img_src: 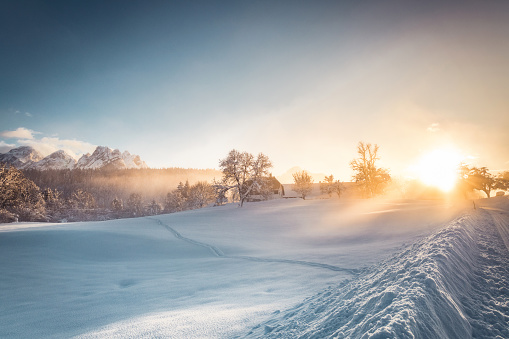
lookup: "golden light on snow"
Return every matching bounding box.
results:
[413,148,463,192]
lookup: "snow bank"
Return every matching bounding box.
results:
[245,208,509,338]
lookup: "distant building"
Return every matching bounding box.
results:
[246,175,285,202]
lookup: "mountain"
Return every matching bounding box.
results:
[76,146,148,170]
[0,146,44,169]
[122,151,147,169]
[276,166,328,184]
[30,150,77,170]
[0,146,148,170]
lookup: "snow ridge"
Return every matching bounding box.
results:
[244,209,509,338]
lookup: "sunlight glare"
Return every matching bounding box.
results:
[414,149,463,192]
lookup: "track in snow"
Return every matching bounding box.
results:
[480,207,509,251]
[148,217,359,275]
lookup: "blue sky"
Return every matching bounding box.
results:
[1,0,508,179]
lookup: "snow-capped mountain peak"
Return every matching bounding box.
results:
[75,146,148,170]
[0,146,148,170]
[31,150,77,170]
[0,146,44,169]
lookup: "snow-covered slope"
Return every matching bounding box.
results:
[244,199,509,338]
[76,146,148,169]
[29,150,77,170]
[0,198,507,338]
[0,146,44,169]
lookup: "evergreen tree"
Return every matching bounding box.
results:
[0,163,46,222]
[127,193,143,216]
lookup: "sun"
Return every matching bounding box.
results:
[413,148,463,192]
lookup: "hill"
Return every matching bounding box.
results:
[3,197,505,337]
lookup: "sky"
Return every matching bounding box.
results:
[1,0,508,179]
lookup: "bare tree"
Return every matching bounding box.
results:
[212,178,230,206]
[497,171,509,192]
[320,175,343,198]
[218,149,272,207]
[350,142,390,198]
[320,175,335,197]
[188,181,215,208]
[293,170,313,200]
[470,167,497,198]
[460,166,499,198]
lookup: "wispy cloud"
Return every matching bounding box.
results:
[426,123,440,132]
[0,140,16,153]
[0,127,97,158]
[25,112,32,117]
[0,127,37,139]
[18,137,96,159]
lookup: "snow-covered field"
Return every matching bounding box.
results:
[1,197,507,338]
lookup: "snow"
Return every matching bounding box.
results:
[75,146,148,169]
[245,198,509,338]
[0,146,44,168]
[31,150,77,170]
[0,197,507,338]
[0,146,148,170]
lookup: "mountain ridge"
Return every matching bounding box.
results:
[0,146,148,170]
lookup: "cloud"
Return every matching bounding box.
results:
[18,137,96,159]
[426,123,440,132]
[25,112,32,117]
[0,141,16,153]
[0,127,36,139]
[0,127,97,158]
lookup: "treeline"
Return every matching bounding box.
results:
[23,167,221,208]
[1,165,221,223]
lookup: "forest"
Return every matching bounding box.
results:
[0,165,221,222]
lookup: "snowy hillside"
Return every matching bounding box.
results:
[0,198,507,338]
[245,199,509,338]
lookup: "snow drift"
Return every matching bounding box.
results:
[244,206,509,338]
